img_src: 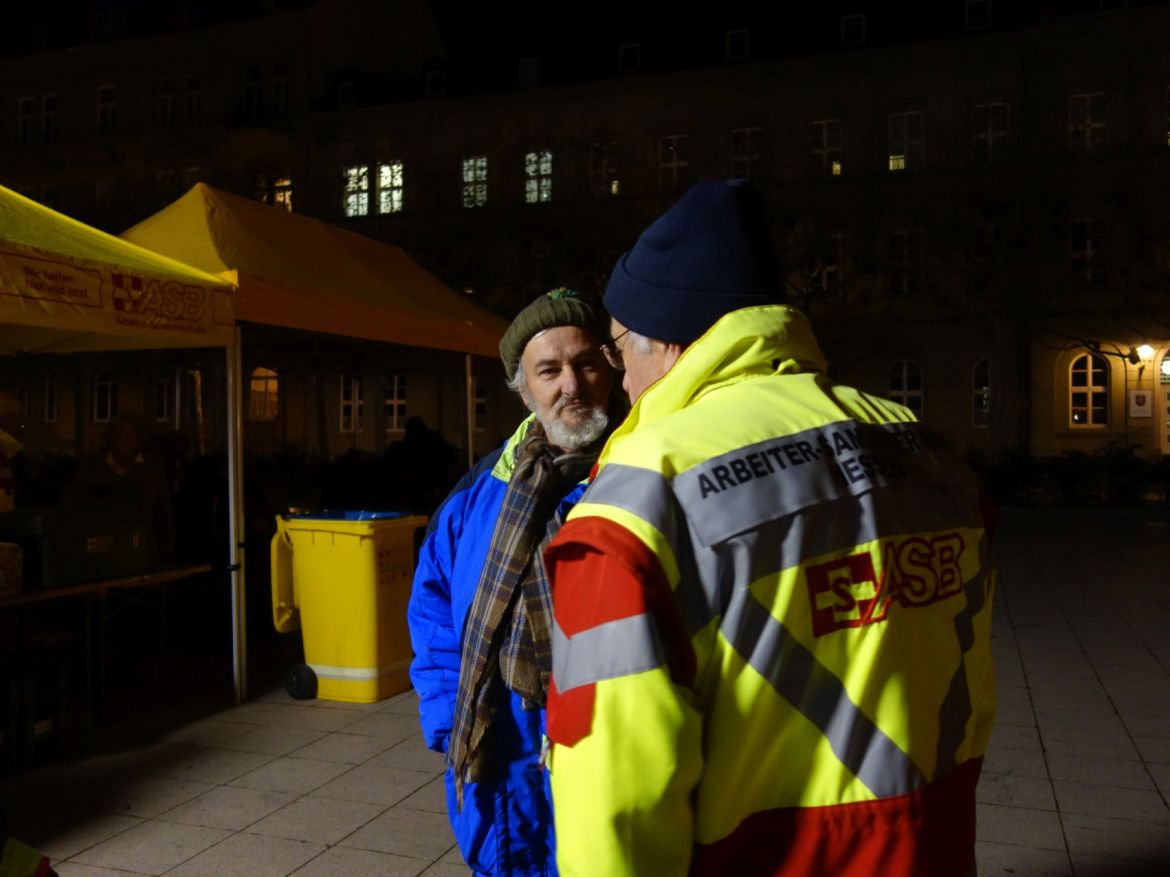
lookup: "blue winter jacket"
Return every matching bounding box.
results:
[408,416,582,876]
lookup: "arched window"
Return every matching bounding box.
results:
[1069,353,1108,427]
[248,367,279,421]
[93,371,117,423]
[972,359,991,428]
[888,360,923,418]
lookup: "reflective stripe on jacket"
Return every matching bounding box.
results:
[409,415,584,877]
[545,305,997,877]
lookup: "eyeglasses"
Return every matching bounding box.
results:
[600,328,631,370]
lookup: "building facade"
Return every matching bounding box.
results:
[2,0,1169,465]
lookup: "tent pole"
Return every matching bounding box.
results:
[226,326,248,703]
[465,354,473,469]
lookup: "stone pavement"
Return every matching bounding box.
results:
[0,508,1167,875]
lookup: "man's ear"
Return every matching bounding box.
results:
[661,342,686,372]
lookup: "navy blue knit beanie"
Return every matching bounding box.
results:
[603,179,784,346]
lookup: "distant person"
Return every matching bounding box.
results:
[408,289,618,876]
[75,411,174,565]
[382,415,458,514]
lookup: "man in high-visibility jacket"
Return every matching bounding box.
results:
[544,180,996,876]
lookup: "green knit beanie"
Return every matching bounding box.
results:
[499,288,607,381]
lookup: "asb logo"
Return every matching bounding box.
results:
[111,273,207,321]
[806,533,967,636]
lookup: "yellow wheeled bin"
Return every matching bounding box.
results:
[270,511,427,703]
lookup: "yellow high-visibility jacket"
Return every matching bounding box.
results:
[545,305,996,877]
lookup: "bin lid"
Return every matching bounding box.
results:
[285,510,409,521]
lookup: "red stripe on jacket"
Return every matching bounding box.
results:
[689,758,981,877]
[545,515,695,747]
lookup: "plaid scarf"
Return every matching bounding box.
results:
[448,420,600,809]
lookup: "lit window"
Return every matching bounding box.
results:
[40,93,56,144]
[889,229,923,296]
[972,101,1009,164]
[972,359,991,428]
[731,127,764,180]
[344,164,370,217]
[525,150,553,203]
[258,174,293,212]
[340,375,363,433]
[248,368,279,421]
[154,378,172,423]
[385,373,407,432]
[1069,92,1106,155]
[888,111,924,172]
[93,371,117,423]
[588,140,620,197]
[889,361,924,418]
[462,156,488,208]
[1070,353,1109,427]
[96,84,117,136]
[809,119,842,176]
[1070,219,1104,287]
[378,161,404,214]
[43,374,58,424]
[17,96,34,147]
[658,135,689,191]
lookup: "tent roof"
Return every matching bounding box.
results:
[0,185,235,354]
[122,184,508,358]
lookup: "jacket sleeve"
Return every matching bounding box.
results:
[407,471,475,754]
[545,516,704,877]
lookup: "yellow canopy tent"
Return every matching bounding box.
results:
[122,184,510,704]
[0,185,234,353]
[0,185,250,703]
[121,183,507,356]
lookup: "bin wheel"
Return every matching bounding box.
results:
[285,663,318,700]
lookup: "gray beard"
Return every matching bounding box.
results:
[540,402,609,451]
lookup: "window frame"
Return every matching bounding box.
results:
[339,374,363,434]
[888,111,924,172]
[888,360,924,418]
[731,127,764,180]
[462,155,488,208]
[809,118,843,177]
[1068,92,1107,155]
[972,101,1010,164]
[1069,352,1109,428]
[384,373,408,433]
[93,371,117,423]
[524,150,553,203]
[248,367,279,422]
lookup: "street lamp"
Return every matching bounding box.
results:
[1136,343,1155,361]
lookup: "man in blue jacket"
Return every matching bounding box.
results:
[408,289,617,876]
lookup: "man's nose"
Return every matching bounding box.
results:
[560,367,580,396]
